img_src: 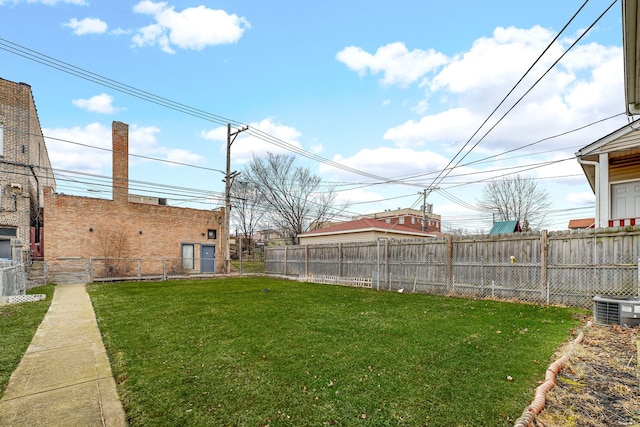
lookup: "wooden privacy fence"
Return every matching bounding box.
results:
[265,227,640,308]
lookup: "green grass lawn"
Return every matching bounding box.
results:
[88,277,583,426]
[0,285,54,398]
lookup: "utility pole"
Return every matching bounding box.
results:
[224,123,248,274]
[420,189,427,231]
[419,187,438,231]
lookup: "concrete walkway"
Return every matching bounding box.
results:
[0,283,126,427]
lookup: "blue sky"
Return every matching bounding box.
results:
[0,0,630,232]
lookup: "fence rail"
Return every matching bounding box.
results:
[265,227,640,308]
[30,257,221,284]
[88,257,219,282]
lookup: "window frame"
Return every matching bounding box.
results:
[182,243,195,270]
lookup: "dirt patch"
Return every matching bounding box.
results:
[535,318,640,426]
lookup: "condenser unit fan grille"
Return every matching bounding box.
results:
[593,299,620,325]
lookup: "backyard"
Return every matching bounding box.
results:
[87,276,583,426]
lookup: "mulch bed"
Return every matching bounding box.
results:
[535,318,640,426]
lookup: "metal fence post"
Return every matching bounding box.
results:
[480,256,484,296]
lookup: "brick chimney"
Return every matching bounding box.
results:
[112,121,129,204]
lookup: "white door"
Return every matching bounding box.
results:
[611,181,640,219]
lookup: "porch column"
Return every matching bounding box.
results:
[597,152,609,228]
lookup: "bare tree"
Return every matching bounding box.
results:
[96,229,129,276]
[230,180,265,253]
[244,153,345,244]
[478,175,551,231]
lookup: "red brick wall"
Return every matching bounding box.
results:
[112,121,129,203]
[43,187,225,273]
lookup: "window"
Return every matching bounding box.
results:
[0,123,4,156]
[398,217,405,224]
[207,229,217,239]
[411,217,416,224]
[385,218,391,224]
[182,243,194,270]
[0,240,10,259]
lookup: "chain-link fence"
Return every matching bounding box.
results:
[266,228,640,308]
[88,257,218,281]
[367,256,638,308]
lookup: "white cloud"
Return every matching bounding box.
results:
[64,17,107,35]
[201,118,302,164]
[162,148,204,166]
[110,28,131,36]
[431,26,558,94]
[374,26,624,155]
[44,122,204,177]
[333,187,387,208]
[336,42,448,86]
[534,154,585,183]
[72,93,123,114]
[332,25,622,228]
[412,100,428,115]
[321,146,452,181]
[44,123,112,175]
[566,191,595,205]
[384,107,479,148]
[309,141,323,154]
[132,1,250,54]
[128,125,162,156]
[128,125,205,166]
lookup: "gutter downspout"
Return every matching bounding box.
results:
[577,158,600,228]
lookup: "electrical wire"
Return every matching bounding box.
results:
[426,0,618,192]
[0,37,401,183]
[0,5,618,231]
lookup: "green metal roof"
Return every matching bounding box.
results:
[489,220,521,235]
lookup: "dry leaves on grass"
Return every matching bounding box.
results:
[536,320,640,427]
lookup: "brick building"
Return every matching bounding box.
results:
[357,208,441,233]
[44,121,225,280]
[0,78,56,261]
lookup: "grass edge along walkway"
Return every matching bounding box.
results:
[0,285,55,398]
[88,276,584,427]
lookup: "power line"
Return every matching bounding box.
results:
[426,0,618,191]
[0,37,401,183]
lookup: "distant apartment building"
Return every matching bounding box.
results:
[0,77,56,261]
[357,207,441,233]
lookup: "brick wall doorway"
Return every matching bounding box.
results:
[201,245,215,273]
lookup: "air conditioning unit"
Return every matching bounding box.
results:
[593,295,640,327]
